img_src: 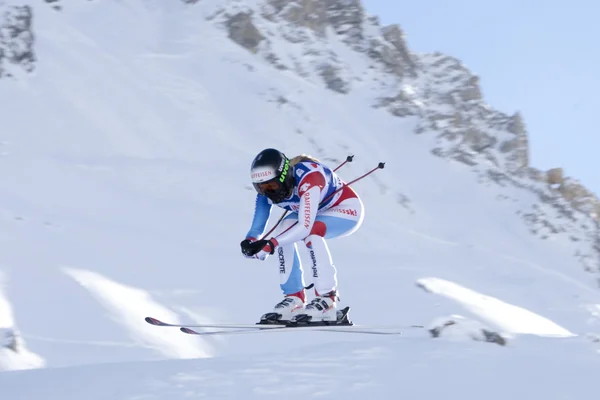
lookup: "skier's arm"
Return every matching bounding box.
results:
[245,194,272,239]
[269,172,325,248]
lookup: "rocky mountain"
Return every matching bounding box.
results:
[3,0,599,283]
[0,3,34,78]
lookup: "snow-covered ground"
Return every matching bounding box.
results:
[1,335,598,400]
[0,1,599,398]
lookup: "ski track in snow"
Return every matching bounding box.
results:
[62,267,212,359]
[417,277,576,337]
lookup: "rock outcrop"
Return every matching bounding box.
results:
[0,5,35,78]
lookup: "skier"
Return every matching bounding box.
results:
[240,148,364,322]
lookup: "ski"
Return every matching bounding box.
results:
[144,306,354,330]
[145,306,420,336]
[145,316,288,330]
[179,325,404,336]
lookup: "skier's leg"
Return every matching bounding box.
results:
[301,195,364,321]
[276,242,305,296]
[304,235,337,298]
[306,194,364,292]
[267,214,306,320]
[318,195,365,240]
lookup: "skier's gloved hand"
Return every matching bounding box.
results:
[240,238,277,257]
[252,238,279,261]
[254,248,270,261]
[240,238,257,259]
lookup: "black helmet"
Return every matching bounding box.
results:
[250,148,295,203]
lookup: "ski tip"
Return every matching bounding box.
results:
[180,327,199,335]
[145,317,167,326]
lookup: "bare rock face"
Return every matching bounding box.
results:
[318,62,349,94]
[213,0,418,96]
[502,112,529,169]
[265,0,328,36]
[382,24,417,77]
[546,168,564,185]
[226,12,265,53]
[324,0,365,46]
[366,30,417,80]
[410,54,530,172]
[559,178,600,217]
[0,5,35,78]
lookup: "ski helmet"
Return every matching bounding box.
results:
[250,148,295,203]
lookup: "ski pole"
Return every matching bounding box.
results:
[333,155,354,172]
[273,161,385,239]
[323,162,385,205]
[262,155,355,239]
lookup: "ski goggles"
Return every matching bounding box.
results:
[253,179,282,195]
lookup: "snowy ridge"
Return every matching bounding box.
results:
[190,0,600,278]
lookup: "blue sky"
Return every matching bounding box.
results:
[362,0,599,197]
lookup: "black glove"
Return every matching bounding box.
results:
[240,239,276,257]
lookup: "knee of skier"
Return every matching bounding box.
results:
[304,232,325,248]
[309,220,327,237]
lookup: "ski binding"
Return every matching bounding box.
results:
[257,306,353,327]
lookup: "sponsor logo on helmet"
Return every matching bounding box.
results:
[279,160,290,183]
[251,168,274,182]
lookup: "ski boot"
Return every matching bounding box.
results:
[290,290,347,325]
[258,290,305,325]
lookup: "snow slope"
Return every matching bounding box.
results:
[0,0,599,398]
[1,336,598,400]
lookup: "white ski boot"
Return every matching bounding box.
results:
[273,295,305,320]
[260,290,306,323]
[297,291,337,322]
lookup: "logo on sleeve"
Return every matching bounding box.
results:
[303,192,311,228]
[299,182,311,193]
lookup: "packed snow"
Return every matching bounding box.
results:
[0,0,598,398]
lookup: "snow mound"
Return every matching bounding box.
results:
[417,277,575,338]
[0,272,45,371]
[63,267,212,359]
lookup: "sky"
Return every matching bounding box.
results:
[362,0,599,197]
